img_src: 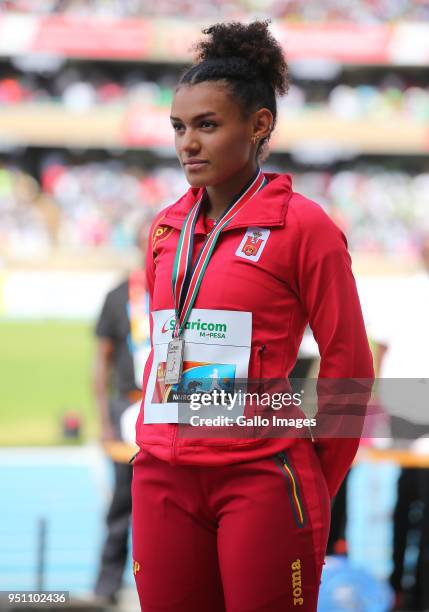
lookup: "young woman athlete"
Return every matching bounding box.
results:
[132,21,374,612]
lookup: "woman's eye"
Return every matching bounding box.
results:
[172,123,184,132]
[200,121,216,129]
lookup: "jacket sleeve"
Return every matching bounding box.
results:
[291,199,374,498]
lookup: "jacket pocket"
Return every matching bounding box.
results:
[274,451,306,528]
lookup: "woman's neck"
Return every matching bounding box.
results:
[205,163,259,219]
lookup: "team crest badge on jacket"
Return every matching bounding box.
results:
[235,227,270,262]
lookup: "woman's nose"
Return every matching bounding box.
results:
[180,129,200,154]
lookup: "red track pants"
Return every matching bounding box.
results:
[131,440,330,612]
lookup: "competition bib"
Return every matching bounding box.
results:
[144,308,252,423]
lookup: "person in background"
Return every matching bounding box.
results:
[92,219,151,606]
[373,234,429,611]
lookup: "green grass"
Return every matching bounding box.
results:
[0,320,97,446]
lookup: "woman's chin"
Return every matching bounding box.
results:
[186,176,208,188]
[184,166,213,188]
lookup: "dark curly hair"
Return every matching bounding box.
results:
[178,21,289,155]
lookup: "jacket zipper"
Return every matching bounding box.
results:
[171,424,178,464]
[255,344,265,380]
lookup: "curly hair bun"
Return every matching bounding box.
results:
[193,21,289,96]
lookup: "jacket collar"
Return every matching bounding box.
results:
[163,173,293,234]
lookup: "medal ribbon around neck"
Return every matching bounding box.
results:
[171,167,267,338]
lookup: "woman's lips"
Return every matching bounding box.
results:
[184,161,209,172]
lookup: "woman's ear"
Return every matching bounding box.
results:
[251,108,274,142]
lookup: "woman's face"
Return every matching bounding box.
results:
[170,81,257,188]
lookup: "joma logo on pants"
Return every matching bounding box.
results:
[291,558,303,606]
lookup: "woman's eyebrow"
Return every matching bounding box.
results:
[170,112,217,122]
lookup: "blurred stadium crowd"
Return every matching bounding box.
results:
[0,0,428,263]
[2,0,429,21]
[1,69,429,123]
[0,69,176,109]
[1,159,428,256]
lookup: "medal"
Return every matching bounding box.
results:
[165,337,185,385]
[170,168,267,383]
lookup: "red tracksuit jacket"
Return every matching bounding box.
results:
[135,172,374,498]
